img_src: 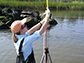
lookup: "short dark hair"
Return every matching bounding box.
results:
[16,31,20,35]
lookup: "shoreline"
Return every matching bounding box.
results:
[0,1,84,11]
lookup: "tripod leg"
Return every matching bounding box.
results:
[40,54,45,63]
[48,53,53,63]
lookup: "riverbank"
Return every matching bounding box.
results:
[0,1,84,11]
[0,7,57,30]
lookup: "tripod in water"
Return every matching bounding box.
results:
[40,30,52,63]
[40,0,52,62]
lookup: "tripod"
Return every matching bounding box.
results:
[40,29,52,63]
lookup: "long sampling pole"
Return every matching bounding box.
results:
[40,0,52,63]
[45,0,48,63]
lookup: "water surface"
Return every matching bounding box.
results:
[0,11,84,63]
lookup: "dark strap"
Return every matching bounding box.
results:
[19,38,24,54]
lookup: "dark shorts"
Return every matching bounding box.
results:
[25,51,36,63]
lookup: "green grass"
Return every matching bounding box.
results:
[0,1,46,9]
[0,1,84,10]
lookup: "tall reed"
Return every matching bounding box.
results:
[0,1,84,10]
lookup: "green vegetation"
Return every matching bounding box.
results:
[0,1,46,10]
[0,0,84,3]
[0,16,5,19]
[0,1,84,10]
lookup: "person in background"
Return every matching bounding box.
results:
[10,9,50,63]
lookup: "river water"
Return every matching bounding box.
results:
[0,11,84,63]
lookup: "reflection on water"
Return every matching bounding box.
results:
[0,11,84,63]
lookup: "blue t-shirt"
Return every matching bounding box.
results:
[14,31,40,61]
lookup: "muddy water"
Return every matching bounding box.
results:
[0,11,84,63]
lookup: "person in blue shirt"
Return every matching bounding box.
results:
[10,9,50,63]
